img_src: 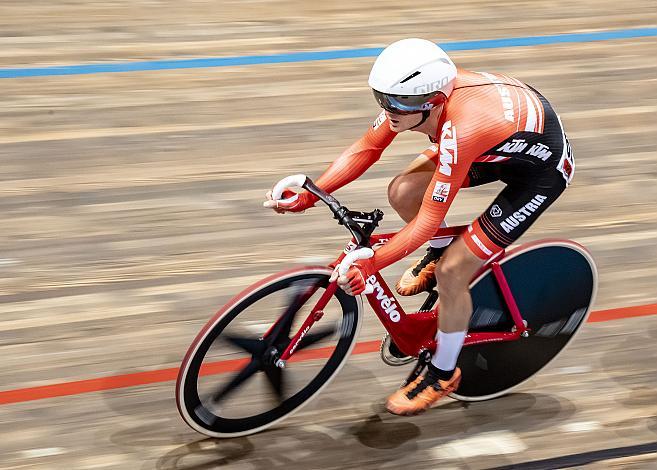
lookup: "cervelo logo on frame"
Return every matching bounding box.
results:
[288,324,311,355]
[500,194,547,233]
[439,120,457,176]
[366,275,401,322]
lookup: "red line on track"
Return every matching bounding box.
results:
[1,303,655,406]
[587,302,657,322]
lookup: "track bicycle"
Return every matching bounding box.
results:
[176,175,597,438]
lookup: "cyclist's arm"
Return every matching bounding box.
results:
[370,116,503,272]
[266,112,396,212]
[371,153,470,272]
[296,112,396,208]
[315,113,396,191]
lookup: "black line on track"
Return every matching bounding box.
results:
[487,441,657,469]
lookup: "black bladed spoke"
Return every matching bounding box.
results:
[263,365,284,401]
[223,334,265,355]
[267,279,319,345]
[296,327,336,351]
[211,359,261,404]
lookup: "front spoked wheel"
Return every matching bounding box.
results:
[176,267,362,438]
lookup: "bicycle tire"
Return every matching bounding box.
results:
[176,266,362,438]
[450,240,598,401]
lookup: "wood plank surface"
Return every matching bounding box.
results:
[0,1,656,468]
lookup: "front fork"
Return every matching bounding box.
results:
[272,242,373,368]
[274,281,338,367]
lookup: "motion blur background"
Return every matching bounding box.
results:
[1,1,656,468]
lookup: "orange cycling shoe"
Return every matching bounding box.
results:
[395,246,444,296]
[386,367,461,416]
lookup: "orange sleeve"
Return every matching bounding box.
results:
[371,119,469,271]
[312,111,397,195]
[371,89,516,272]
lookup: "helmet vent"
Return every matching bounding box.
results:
[399,71,421,84]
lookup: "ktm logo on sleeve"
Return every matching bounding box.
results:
[439,120,458,176]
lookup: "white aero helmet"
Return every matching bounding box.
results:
[369,38,457,115]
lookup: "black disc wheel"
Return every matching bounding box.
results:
[451,240,598,401]
[176,267,362,437]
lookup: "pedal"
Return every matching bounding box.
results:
[418,289,439,312]
[380,333,415,366]
[401,349,432,387]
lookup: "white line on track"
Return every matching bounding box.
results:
[19,447,65,459]
[429,431,527,459]
[555,365,593,374]
[560,421,603,433]
[301,424,347,441]
[0,258,20,266]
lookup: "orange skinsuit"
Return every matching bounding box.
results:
[301,69,567,271]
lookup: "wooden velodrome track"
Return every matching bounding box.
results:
[1,1,656,468]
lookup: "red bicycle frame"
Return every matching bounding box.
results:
[277,225,529,363]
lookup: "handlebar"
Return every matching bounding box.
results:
[270,174,382,248]
[271,174,307,201]
[331,247,375,295]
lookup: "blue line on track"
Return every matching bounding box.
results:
[1,27,656,79]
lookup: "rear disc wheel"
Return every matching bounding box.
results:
[451,241,598,401]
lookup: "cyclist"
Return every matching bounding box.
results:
[265,38,574,415]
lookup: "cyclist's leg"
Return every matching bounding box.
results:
[391,161,505,296]
[389,157,441,296]
[461,172,567,260]
[385,240,477,415]
[387,166,568,415]
[434,238,484,331]
[463,162,504,188]
[433,162,564,351]
[387,154,435,223]
[436,169,568,371]
[388,161,503,223]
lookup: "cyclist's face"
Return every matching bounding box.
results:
[385,111,423,132]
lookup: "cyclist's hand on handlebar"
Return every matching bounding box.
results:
[336,259,375,296]
[263,189,313,213]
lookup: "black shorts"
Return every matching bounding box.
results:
[461,144,573,259]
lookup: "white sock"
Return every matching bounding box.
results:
[429,221,452,249]
[431,330,466,371]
